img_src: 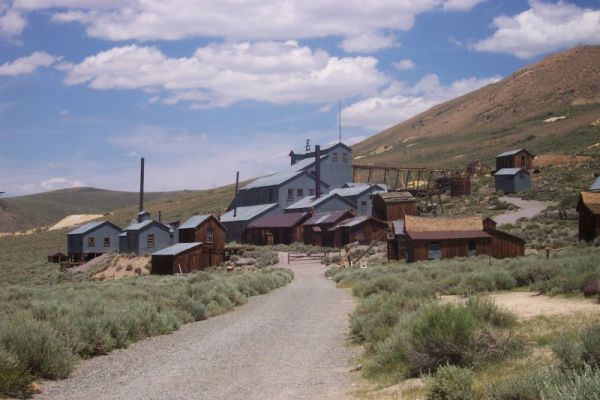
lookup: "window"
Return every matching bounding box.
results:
[207,229,214,243]
[332,152,339,162]
[103,237,110,247]
[360,200,367,214]
[428,241,441,260]
[309,188,315,196]
[297,188,304,197]
[342,152,348,162]
[468,240,477,257]
[147,234,155,248]
[287,188,294,201]
[87,237,95,247]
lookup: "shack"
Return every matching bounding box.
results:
[302,210,355,247]
[483,217,525,259]
[404,215,492,262]
[150,242,213,274]
[67,221,122,262]
[245,212,310,245]
[576,192,600,242]
[329,216,389,248]
[220,203,279,243]
[372,191,417,221]
[387,220,407,261]
[179,214,226,265]
[494,168,530,194]
[495,149,534,171]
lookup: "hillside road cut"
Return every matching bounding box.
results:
[37,256,357,400]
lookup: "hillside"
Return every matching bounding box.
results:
[0,187,187,232]
[353,46,600,167]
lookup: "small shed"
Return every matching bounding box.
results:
[302,210,355,247]
[372,191,417,221]
[483,217,525,259]
[245,212,310,245]
[495,149,534,171]
[179,215,226,265]
[404,215,492,263]
[150,242,212,274]
[387,220,407,261]
[220,203,279,243]
[329,216,389,248]
[576,192,600,242]
[67,221,122,262]
[436,176,471,197]
[285,193,356,214]
[494,168,530,194]
[47,252,67,263]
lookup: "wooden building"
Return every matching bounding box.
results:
[483,217,525,259]
[302,210,355,247]
[494,168,531,194]
[329,216,389,248]
[436,176,471,197]
[387,220,406,261]
[179,214,226,264]
[577,192,600,242]
[67,221,122,262]
[495,149,534,171]
[404,215,492,263]
[151,242,217,274]
[372,191,417,221]
[220,203,279,243]
[245,212,310,245]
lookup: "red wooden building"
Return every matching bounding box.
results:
[577,192,600,242]
[483,217,525,259]
[151,243,209,274]
[329,216,389,248]
[495,149,534,171]
[302,210,355,247]
[178,214,226,266]
[245,212,310,245]
[372,191,417,221]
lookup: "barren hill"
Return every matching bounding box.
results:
[353,46,600,167]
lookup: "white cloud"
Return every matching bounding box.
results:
[340,32,397,53]
[343,74,500,131]
[473,0,600,58]
[41,176,85,190]
[62,42,388,107]
[6,0,480,50]
[0,1,25,39]
[393,59,416,70]
[0,52,61,76]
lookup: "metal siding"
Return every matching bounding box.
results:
[78,224,121,254]
[133,225,174,256]
[278,174,326,208]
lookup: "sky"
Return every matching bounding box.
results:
[0,0,599,196]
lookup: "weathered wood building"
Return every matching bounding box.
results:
[387,220,406,261]
[404,215,492,263]
[577,192,600,242]
[220,203,279,243]
[150,242,214,274]
[245,212,310,245]
[178,214,226,265]
[436,176,471,197]
[494,168,531,194]
[483,217,525,259]
[329,216,389,248]
[67,221,122,262]
[302,210,355,247]
[495,149,534,171]
[372,191,417,221]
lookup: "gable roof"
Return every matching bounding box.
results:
[152,242,202,256]
[303,210,354,226]
[124,220,171,232]
[240,170,330,190]
[578,192,600,214]
[220,203,279,223]
[376,191,416,203]
[179,215,225,230]
[496,148,534,158]
[330,184,387,198]
[494,168,528,176]
[590,176,600,192]
[68,221,121,235]
[248,212,309,229]
[281,153,328,173]
[285,193,356,211]
[329,216,388,230]
[289,142,352,157]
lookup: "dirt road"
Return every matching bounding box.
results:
[493,196,556,226]
[37,259,357,400]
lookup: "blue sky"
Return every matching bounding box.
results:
[0,0,599,195]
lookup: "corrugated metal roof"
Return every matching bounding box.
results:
[241,170,304,190]
[589,176,600,192]
[285,193,355,210]
[289,142,350,156]
[67,221,105,235]
[220,203,278,222]
[330,184,386,198]
[407,231,491,240]
[330,216,387,230]
[179,215,210,229]
[496,148,524,157]
[152,242,202,256]
[303,210,353,226]
[377,191,416,202]
[248,212,309,229]
[494,168,525,176]
[282,154,328,173]
[123,219,154,231]
[392,220,405,235]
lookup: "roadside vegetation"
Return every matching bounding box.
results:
[327,245,600,399]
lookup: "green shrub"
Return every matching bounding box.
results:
[426,365,475,400]
[465,297,517,328]
[0,346,33,399]
[554,323,600,370]
[543,365,600,400]
[485,368,561,400]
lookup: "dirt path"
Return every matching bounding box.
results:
[494,196,556,226]
[37,258,357,400]
[488,291,600,319]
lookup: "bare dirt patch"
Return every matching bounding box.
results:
[533,154,592,167]
[50,214,103,231]
[487,291,600,320]
[94,255,150,280]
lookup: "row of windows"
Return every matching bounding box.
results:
[287,188,315,201]
[427,241,477,260]
[88,237,111,248]
[86,230,214,249]
[331,152,349,163]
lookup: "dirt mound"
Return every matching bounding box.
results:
[94,256,150,280]
[533,154,593,167]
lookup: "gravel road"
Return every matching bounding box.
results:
[493,196,556,226]
[37,258,357,400]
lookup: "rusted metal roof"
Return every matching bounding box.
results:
[330,216,388,230]
[405,215,483,232]
[303,210,354,226]
[408,231,491,240]
[248,212,309,229]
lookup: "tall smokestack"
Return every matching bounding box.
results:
[139,157,145,213]
[315,145,321,198]
[234,171,239,217]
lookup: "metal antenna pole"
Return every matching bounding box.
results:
[338,100,342,143]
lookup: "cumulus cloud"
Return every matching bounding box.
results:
[5,0,480,50]
[393,59,416,70]
[0,51,61,75]
[473,0,600,58]
[343,74,500,131]
[41,176,85,190]
[62,42,388,107]
[0,1,25,39]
